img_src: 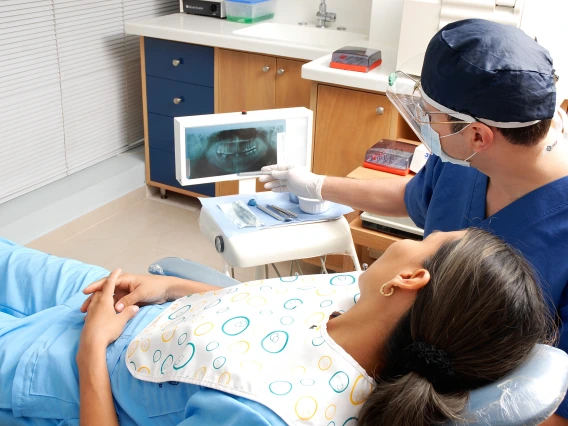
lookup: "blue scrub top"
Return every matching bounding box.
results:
[0,236,286,426]
[405,154,568,417]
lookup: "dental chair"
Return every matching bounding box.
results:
[150,257,568,426]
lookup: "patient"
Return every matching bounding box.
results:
[0,229,551,426]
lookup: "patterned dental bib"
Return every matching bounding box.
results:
[127,273,375,426]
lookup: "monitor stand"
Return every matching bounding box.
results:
[238,177,257,195]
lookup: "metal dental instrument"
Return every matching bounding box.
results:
[268,204,299,218]
[237,171,273,176]
[256,204,288,222]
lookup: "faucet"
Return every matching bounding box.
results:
[316,0,336,29]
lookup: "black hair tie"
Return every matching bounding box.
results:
[400,342,458,393]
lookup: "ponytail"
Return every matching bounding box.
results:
[358,373,468,426]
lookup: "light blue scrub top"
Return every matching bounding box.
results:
[405,154,568,417]
[0,237,286,426]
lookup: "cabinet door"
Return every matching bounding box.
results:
[217,49,276,113]
[217,50,276,195]
[275,58,311,109]
[313,85,392,177]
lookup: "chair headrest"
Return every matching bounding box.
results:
[448,344,568,425]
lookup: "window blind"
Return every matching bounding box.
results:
[0,0,178,203]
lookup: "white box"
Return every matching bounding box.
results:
[409,143,430,173]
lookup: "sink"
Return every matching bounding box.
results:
[233,23,366,49]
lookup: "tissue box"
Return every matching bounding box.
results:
[330,46,382,73]
[363,139,414,176]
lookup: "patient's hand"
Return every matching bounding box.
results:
[81,273,170,314]
[81,273,222,314]
[80,269,140,349]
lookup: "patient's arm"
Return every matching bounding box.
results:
[78,270,141,426]
[77,345,118,426]
[81,273,222,314]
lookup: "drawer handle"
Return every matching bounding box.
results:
[376,106,385,115]
[262,65,271,73]
[277,68,285,76]
[173,97,183,105]
[172,59,181,67]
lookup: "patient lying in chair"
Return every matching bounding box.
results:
[0,229,553,426]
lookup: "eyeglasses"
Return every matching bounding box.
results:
[387,71,473,126]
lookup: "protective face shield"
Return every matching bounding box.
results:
[386,69,476,167]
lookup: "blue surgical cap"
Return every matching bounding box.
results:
[421,19,556,127]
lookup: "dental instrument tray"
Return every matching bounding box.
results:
[199,192,353,239]
[330,46,382,73]
[363,139,415,176]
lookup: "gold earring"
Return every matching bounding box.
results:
[380,283,395,297]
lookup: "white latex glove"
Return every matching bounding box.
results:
[258,164,326,201]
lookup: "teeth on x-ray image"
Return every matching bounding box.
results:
[185,120,286,179]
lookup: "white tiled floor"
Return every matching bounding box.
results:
[27,191,321,282]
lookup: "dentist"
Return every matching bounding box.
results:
[260,19,568,424]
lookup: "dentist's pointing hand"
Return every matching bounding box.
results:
[258,164,327,201]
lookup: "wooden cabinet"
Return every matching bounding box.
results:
[275,58,311,109]
[216,49,311,196]
[313,85,393,177]
[302,85,395,272]
[217,49,276,113]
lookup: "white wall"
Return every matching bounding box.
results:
[521,0,568,104]
[368,0,404,48]
[273,0,374,34]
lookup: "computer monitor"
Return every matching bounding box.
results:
[174,108,313,186]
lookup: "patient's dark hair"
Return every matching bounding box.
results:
[449,115,552,147]
[358,228,553,426]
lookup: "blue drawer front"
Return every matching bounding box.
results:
[145,38,214,87]
[148,113,175,153]
[147,76,214,118]
[149,148,215,196]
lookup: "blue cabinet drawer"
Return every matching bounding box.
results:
[145,38,214,87]
[148,113,175,153]
[149,148,215,196]
[147,76,214,118]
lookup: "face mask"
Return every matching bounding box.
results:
[420,122,476,167]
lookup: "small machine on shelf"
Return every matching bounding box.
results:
[180,0,226,18]
[360,212,424,240]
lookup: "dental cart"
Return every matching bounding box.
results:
[174,108,361,278]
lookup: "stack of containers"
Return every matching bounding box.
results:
[225,0,276,24]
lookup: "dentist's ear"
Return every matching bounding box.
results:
[468,122,494,153]
[390,269,431,291]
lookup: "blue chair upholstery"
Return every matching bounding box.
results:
[149,257,568,426]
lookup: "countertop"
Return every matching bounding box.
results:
[125,13,396,93]
[125,13,368,62]
[126,13,567,101]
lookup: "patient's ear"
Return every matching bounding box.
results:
[390,269,430,291]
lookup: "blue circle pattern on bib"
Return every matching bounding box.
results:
[261,331,289,353]
[168,305,191,319]
[222,316,250,336]
[178,333,188,345]
[161,354,174,374]
[173,343,195,370]
[213,356,227,369]
[329,371,350,393]
[330,275,356,286]
[284,298,303,310]
[269,381,293,396]
[206,341,219,351]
